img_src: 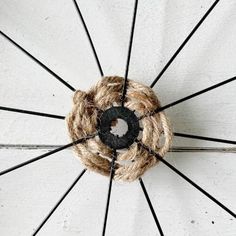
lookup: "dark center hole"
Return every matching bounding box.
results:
[110,118,128,137]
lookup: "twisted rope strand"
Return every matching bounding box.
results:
[67,76,172,181]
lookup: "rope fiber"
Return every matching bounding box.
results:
[67,76,172,181]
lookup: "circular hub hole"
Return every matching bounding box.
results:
[110,118,128,137]
[98,106,140,149]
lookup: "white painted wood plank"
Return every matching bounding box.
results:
[0,0,236,147]
[0,150,235,235]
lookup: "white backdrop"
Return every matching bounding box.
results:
[0,0,235,235]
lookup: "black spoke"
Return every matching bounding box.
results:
[150,0,220,88]
[72,0,104,77]
[137,141,236,218]
[102,149,117,236]
[32,169,87,236]
[0,135,95,177]
[0,31,76,92]
[0,106,65,120]
[139,178,164,236]
[121,0,139,107]
[174,132,236,145]
[141,76,236,119]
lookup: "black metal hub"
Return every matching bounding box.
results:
[98,106,140,149]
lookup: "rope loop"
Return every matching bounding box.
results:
[67,76,172,181]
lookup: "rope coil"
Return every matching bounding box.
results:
[66,76,172,181]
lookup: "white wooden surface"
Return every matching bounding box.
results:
[0,0,235,235]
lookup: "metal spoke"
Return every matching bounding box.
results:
[137,141,236,218]
[150,0,220,88]
[32,169,87,235]
[141,76,236,119]
[174,132,236,145]
[102,149,117,236]
[0,135,95,177]
[139,178,164,236]
[0,31,76,92]
[72,0,104,77]
[0,105,65,120]
[121,0,139,107]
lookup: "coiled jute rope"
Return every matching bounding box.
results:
[66,76,172,181]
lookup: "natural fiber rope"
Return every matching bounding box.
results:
[66,76,172,181]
